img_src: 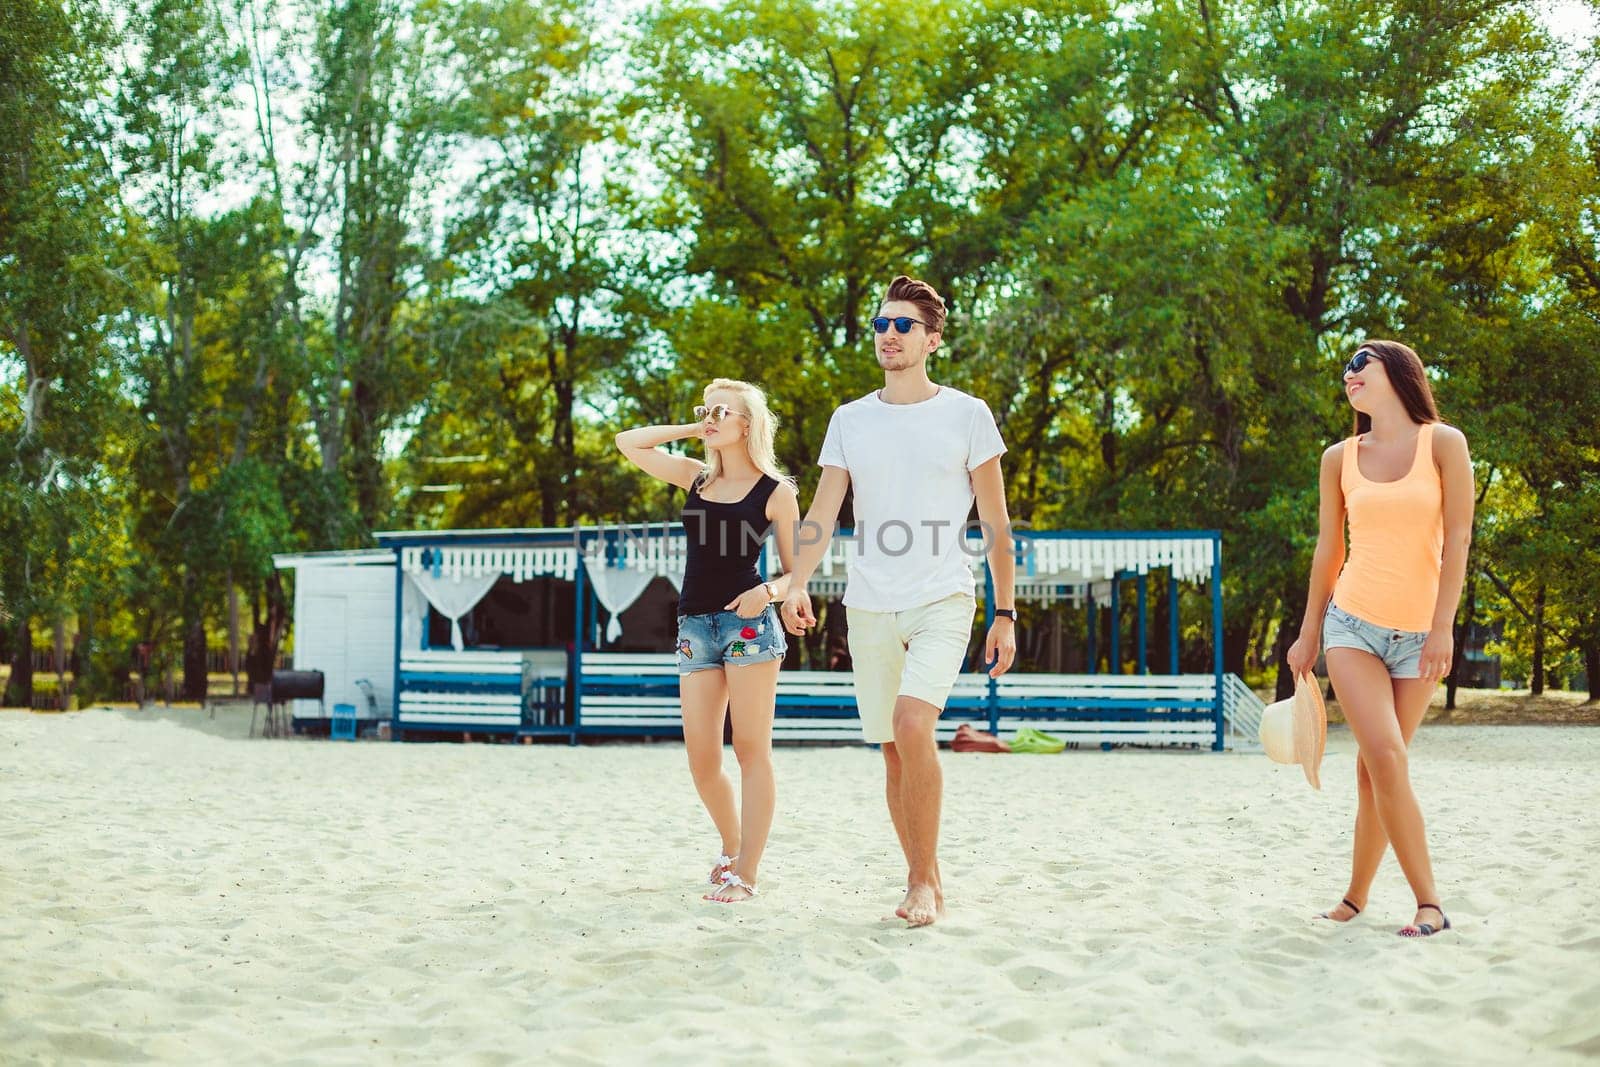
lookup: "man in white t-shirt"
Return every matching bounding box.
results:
[781,274,1017,928]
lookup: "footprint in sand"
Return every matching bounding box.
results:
[1005,963,1068,992]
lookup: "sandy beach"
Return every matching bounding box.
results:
[2,707,1597,1065]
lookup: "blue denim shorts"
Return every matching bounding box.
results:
[676,606,787,674]
[1323,602,1428,679]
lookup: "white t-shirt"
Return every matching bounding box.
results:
[817,386,1007,612]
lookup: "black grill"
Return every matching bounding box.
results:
[269,669,325,703]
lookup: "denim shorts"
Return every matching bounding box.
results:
[1323,602,1428,679]
[676,606,787,674]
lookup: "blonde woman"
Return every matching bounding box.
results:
[615,379,801,903]
[1286,340,1474,938]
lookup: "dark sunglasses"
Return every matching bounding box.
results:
[1343,349,1382,377]
[694,403,749,423]
[870,316,932,335]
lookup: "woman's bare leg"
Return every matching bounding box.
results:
[680,669,738,865]
[707,658,779,901]
[1325,649,1439,928]
[1323,674,1433,919]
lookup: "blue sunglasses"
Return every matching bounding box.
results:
[1343,349,1382,377]
[870,315,932,335]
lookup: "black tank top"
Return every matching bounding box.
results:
[679,473,779,615]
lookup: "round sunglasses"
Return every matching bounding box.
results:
[870,315,933,335]
[694,403,750,423]
[1343,349,1382,377]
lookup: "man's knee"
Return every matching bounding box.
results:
[891,700,938,746]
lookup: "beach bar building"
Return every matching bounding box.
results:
[273,526,1264,749]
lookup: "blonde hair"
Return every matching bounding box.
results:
[698,378,795,492]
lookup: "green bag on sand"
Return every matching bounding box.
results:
[1008,727,1066,754]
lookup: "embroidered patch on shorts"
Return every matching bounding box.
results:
[728,641,748,657]
[740,626,758,640]
[677,639,693,658]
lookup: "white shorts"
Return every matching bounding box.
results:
[845,593,976,744]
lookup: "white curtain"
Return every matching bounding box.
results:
[401,575,428,651]
[584,561,658,642]
[408,570,501,651]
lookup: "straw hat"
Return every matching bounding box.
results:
[1259,673,1328,789]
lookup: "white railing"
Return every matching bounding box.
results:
[1221,673,1266,750]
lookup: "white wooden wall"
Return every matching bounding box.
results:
[289,559,397,721]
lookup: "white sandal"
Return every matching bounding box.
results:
[704,873,757,902]
[709,853,737,886]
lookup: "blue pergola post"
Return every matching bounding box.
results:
[1109,575,1121,675]
[1210,532,1225,751]
[572,541,586,746]
[418,549,430,651]
[592,582,602,650]
[390,556,404,741]
[1086,593,1098,674]
[1169,571,1181,675]
[1136,573,1148,675]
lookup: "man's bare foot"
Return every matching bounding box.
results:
[902,884,939,927]
[895,885,946,921]
[1318,896,1364,922]
[704,873,757,903]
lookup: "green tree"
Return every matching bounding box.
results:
[634,0,1002,500]
[113,0,260,700]
[0,0,127,706]
[397,0,645,529]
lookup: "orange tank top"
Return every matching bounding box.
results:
[1331,422,1444,632]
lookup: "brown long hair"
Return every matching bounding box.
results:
[1350,339,1440,435]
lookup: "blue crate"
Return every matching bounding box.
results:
[330,702,357,741]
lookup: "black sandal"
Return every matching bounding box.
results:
[1399,903,1451,937]
[1318,897,1362,921]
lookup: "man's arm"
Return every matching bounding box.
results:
[780,465,850,633]
[972,456,1017,677]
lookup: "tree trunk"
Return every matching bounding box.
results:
[1531,583,1546,695]
[350,369,386,532]
[1272,603,1299,701]
[3,617,32,708]
[556,347,577,521]
[183,616,208,703]
[246,572,289,685]
[1446,566,1477,711]
[181,563,207,702]
[75,601,99,705]
[53,617,67,709]
[228,580,240,697]
[1222,613,1251,679]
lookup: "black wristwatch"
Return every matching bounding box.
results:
[993,608,1017,622]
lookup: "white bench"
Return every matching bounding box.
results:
[393,649,1230,748]
[580,653,893,740]
[991,673,1221,748]
[397,649,565,732]
[578,655,1219,747]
